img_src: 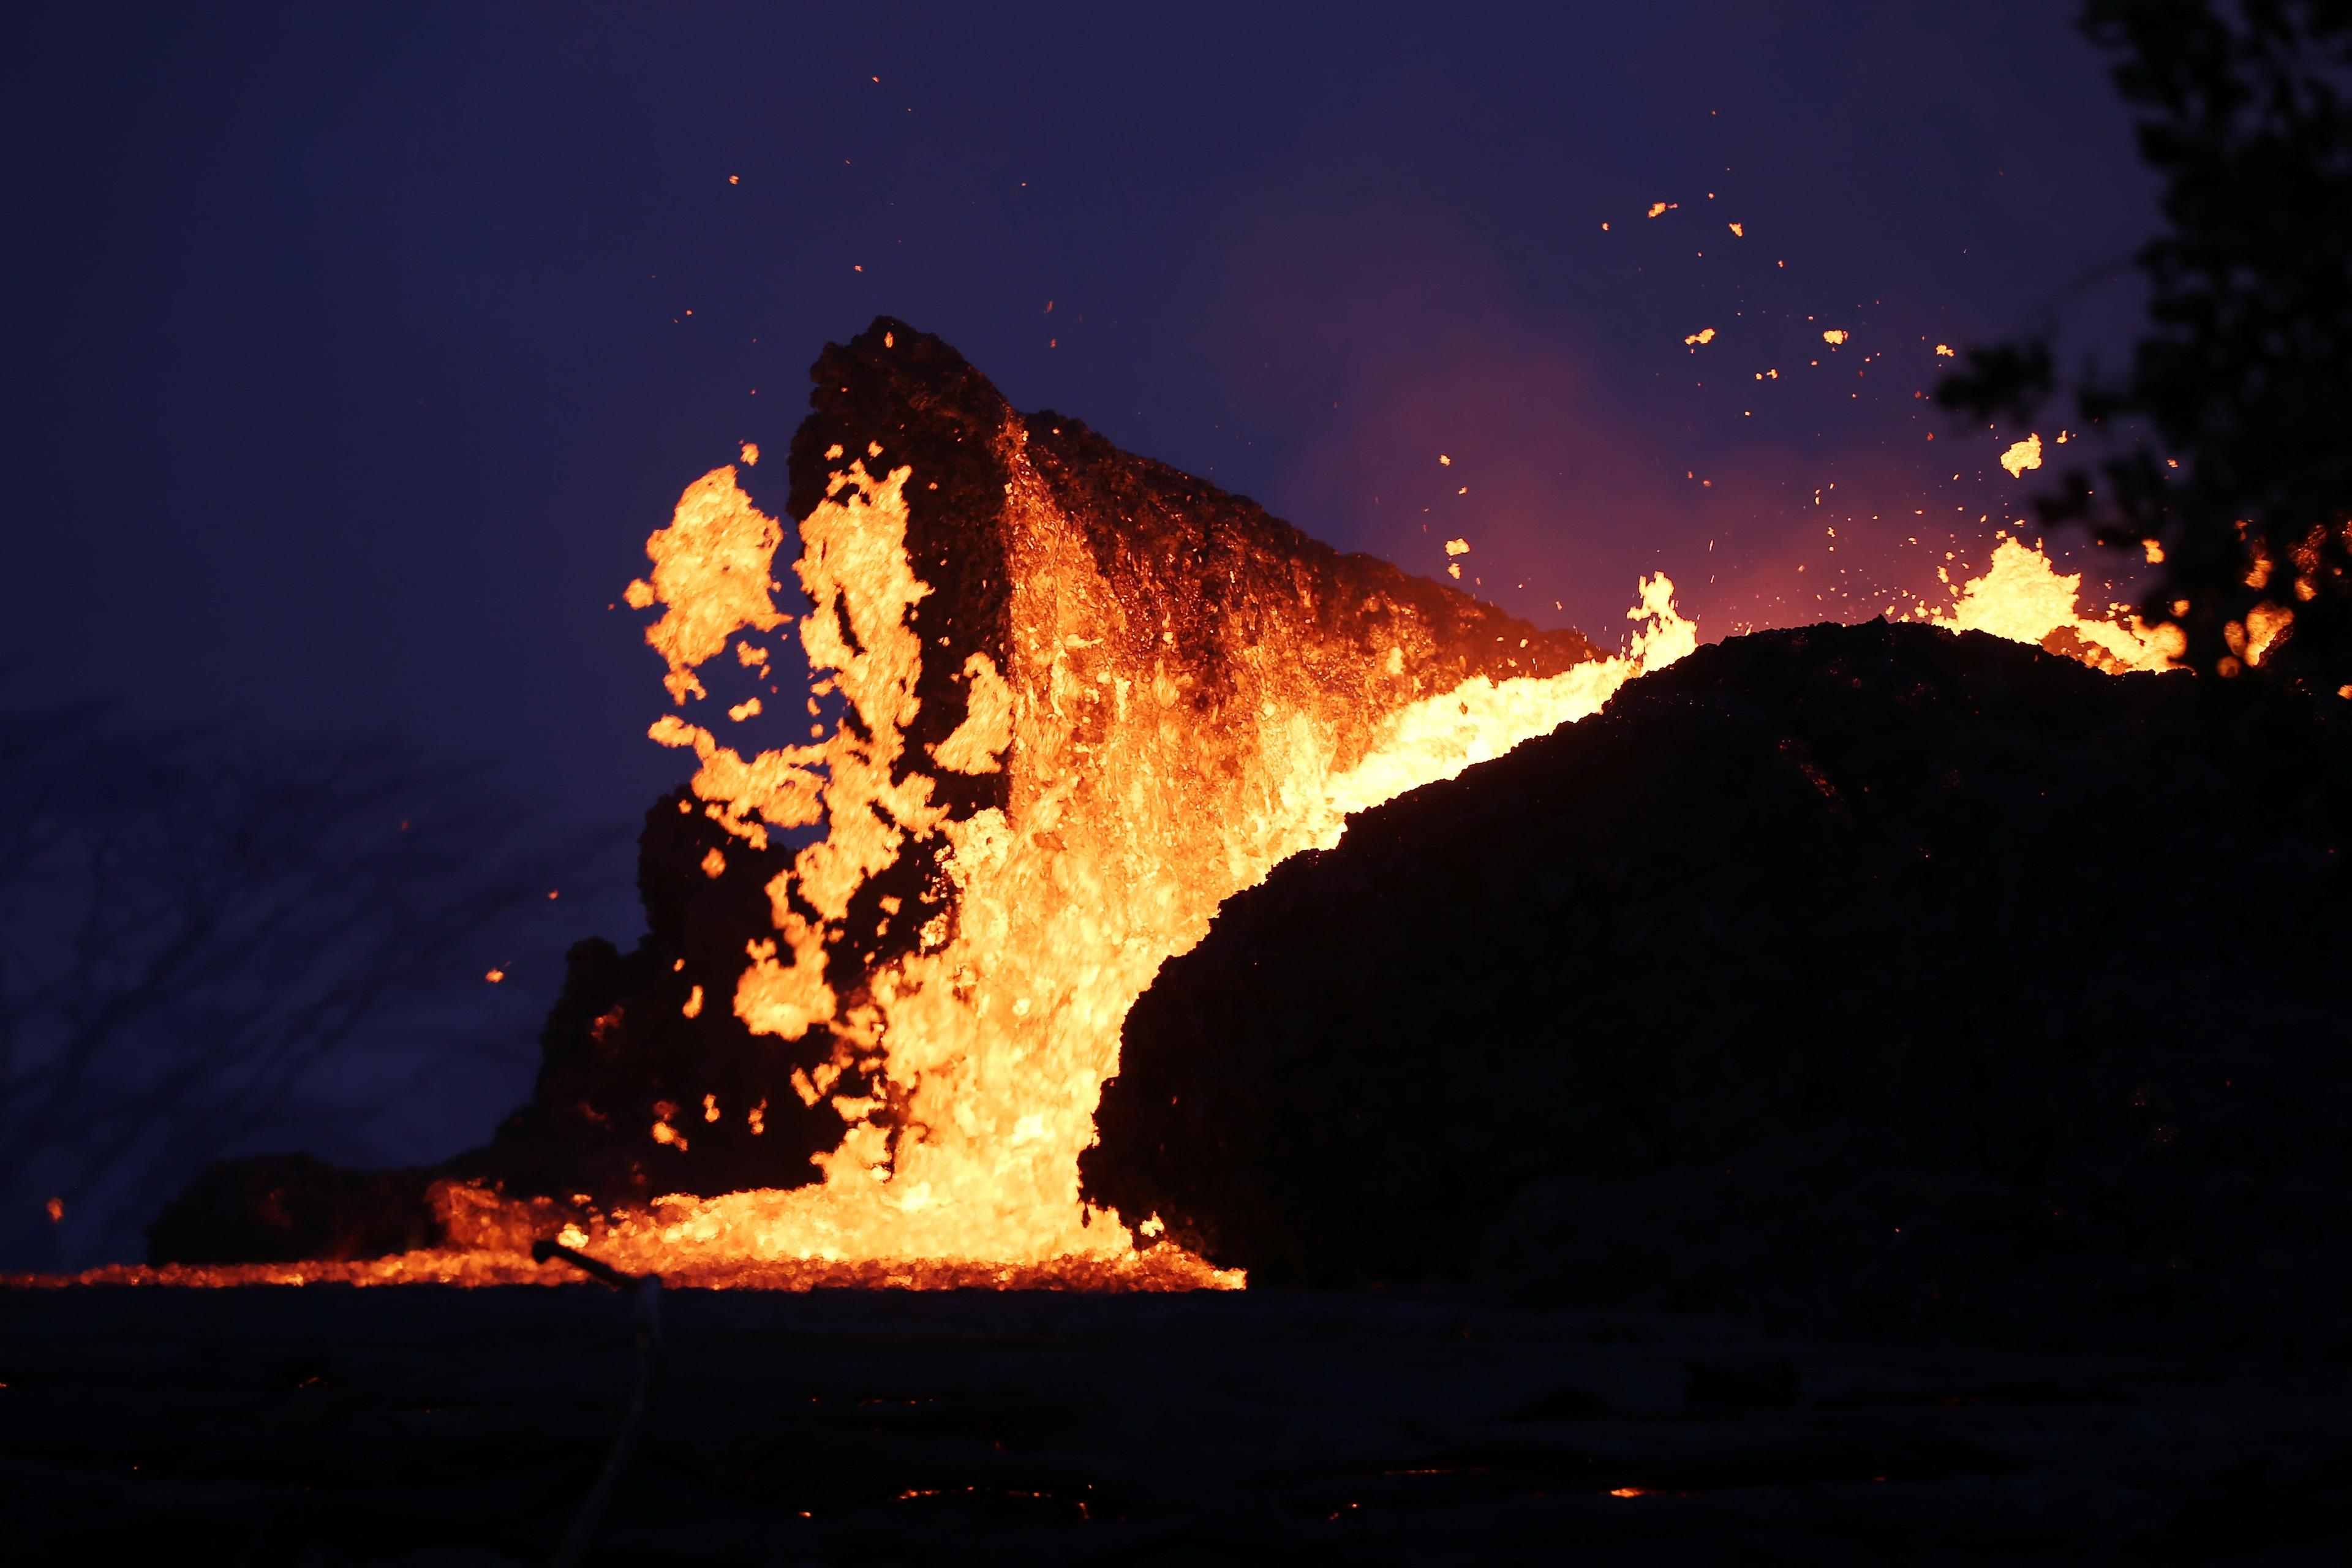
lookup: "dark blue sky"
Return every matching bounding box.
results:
[6,0,2153,891]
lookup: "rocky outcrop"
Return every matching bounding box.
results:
[1083,620,2352,1346]
[145,1155,437,1265]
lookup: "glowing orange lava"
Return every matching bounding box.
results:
[1909,534,2184,674]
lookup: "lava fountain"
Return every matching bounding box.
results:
[581,319,1694,1280]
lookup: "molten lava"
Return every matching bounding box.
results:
[1913,535,2183,674]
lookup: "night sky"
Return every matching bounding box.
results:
[2,4,2163,1227]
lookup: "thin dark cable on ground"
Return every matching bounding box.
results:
[535,1241,663,1568]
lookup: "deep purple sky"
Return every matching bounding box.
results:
[6,0,2154,905]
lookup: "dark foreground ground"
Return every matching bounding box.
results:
[2,1286,2348,1565]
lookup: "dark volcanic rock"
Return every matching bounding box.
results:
[456,786,829,1210]
[145,1155,437,1265]
[1084,620,2352,1346]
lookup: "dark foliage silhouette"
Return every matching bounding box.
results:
[1939,0,2352,687]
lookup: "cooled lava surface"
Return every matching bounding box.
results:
[1087,618,2352,1348]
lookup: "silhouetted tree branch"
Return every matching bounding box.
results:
[1939,0,2352,685]
[0,676,627,1269]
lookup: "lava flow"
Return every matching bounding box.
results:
[58,320,2181,1292]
